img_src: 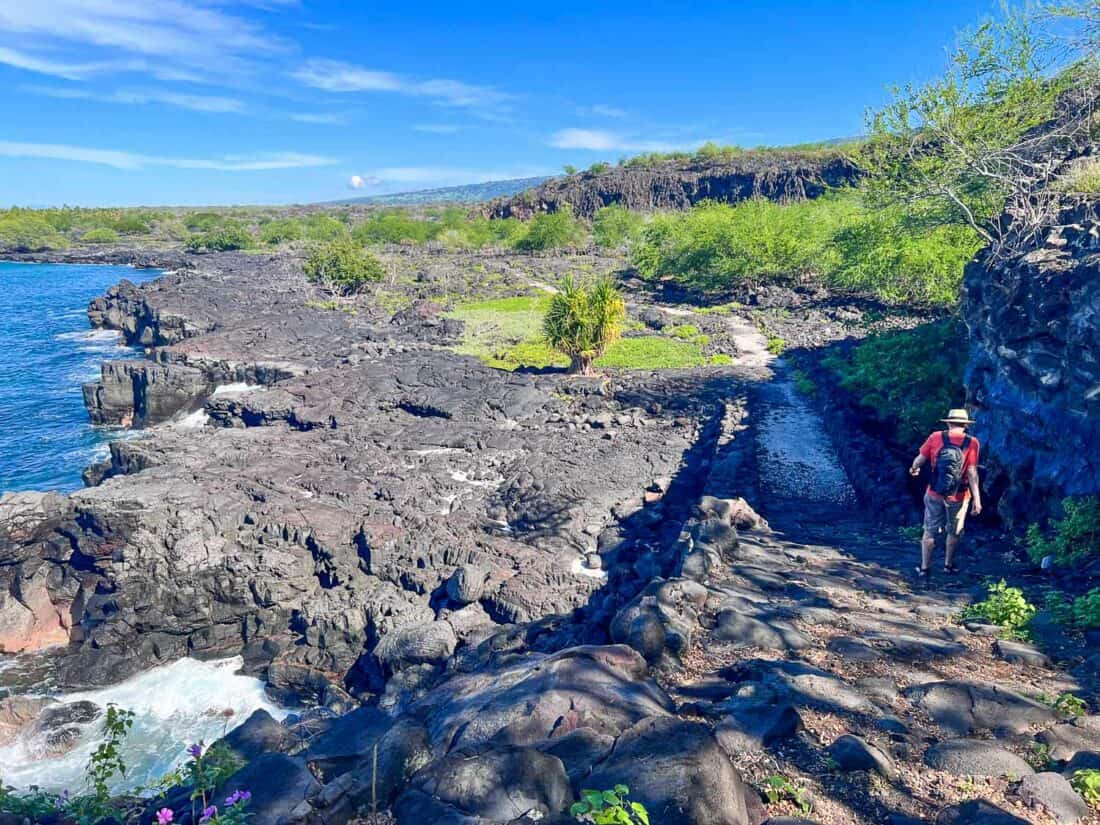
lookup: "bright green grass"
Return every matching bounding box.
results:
[445,293,708,371]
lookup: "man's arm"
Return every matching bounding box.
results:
[967,464,982,514]
[909,454,927,477]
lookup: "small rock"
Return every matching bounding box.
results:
[827,734,895,778]
[935,799,1032,824]
[994,639,1052,668]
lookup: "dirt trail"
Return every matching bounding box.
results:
[670,314,1100,824]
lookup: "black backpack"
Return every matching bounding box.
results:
[930,430,970,497]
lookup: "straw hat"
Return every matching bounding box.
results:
[941,408,977,426]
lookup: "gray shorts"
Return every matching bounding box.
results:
[923,492,968,537]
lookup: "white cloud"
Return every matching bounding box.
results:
[291,112,347,125]
[0,140,335,171]
[348,174,381,189]
[548,128,682,153]
[0,0,286,81]
[25,85,245,113]
[292,59,513,109]
[580,104,628,118]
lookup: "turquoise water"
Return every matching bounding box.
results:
[0,261,159,493]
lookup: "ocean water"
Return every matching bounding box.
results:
[0,261,160,493]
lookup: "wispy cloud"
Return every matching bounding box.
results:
[0,0,286,81]
[24,85,245,113]
[548,128,682,153]
[0,140,335,171]
[291,112,348,125]
[579,104,628,118]
[292,58,514,109]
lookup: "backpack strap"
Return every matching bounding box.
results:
[941,430,951,445]
[959,434,971,452]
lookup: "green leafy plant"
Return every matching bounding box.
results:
[543,275,626,374]
[1072,588,1100,630]
[1025,496,1100,567]
[82,227,121,244]
[570,785,649,824]
[514,205,587,251]
[960,579,1037,639]
[186,221,253,252]
[1026,742,1053,772]
[763,774,813,815]
[304,239,385,295]
[67,704,135,824]
[1054,692,1089,717]
[592,204,644,250]
[0,214,69,251]
[1071,769,1100,808]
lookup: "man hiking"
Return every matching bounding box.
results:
[909,408,982,577]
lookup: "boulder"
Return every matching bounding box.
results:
[395,747,572,824]
[1017,771,1090,824]
[994,639,1052,668]
[447,565,488,605]
[715,610,810,652]
[374,621,458,672]
[935,800,1031,824]
[924,739,1034,777]
[609,581,708,664]
[221,709,291,762]
[1038,718,1100,762]
[904,681,1056,736]
[585,716,765,825]
[826,734,895,779]
[218,753,320,825]
[716,703,802,754]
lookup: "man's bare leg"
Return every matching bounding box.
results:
[945,534,959,569]
[921,532,935,571]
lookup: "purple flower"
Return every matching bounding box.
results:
[187,742,204,759]
[155,808,174,825]
[199,805,217,823]
[225,789,251,806]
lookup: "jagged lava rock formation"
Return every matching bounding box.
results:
[963,194,1100,522]
[489,150,862,219]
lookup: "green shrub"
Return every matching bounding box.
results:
[514,205,587,251]
[110,211,155,235]
[259,218,304,245]
[353,209,439,245]
[301,214,349,242]
[184,211,226,232]
[823,320,965,445]
[587,161,611,175]
[1071,769,1100,808]
[185,221,253,252]
[563,164,578,175]
[543,275,626,373]
[709,353,734,366]
[592,204,644,249]
[1025,496,1100,567]
[766,336,786,355]
[0,215,68,251]
[1072,588,1100,630]
[1053,692,1089,717]
[961,579,1037,638]
[304,239,385,294]
[570,785,649,824]
[81,227,120,244]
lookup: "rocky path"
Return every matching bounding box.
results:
[654,351,1100,824]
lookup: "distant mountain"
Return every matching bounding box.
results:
[332,176,552,207]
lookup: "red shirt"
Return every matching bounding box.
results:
[920,429,980,503]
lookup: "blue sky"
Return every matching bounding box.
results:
[0,0,1004,207]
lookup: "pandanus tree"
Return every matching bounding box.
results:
[543,275,626,375]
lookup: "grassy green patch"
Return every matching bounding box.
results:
[446,294,707,371]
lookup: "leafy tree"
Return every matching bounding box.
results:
[259,218,304,245]
[543,275,626,374]
[514,205,587,251]
[865,4,1095,248]
[563,164,578,175]
[592,204,644,249]
[0,215,68,251]
[1026,496,1100,566]
[587,161,612,175]
[353,209,439,245]
[304,238,385,294]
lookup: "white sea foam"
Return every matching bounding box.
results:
[0,657,286,793]
[571,557,607,580]
[211,383,265,396]
[174,409,210,429]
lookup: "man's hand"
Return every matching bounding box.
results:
[971,500,983,516]
[909,465,921,477]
